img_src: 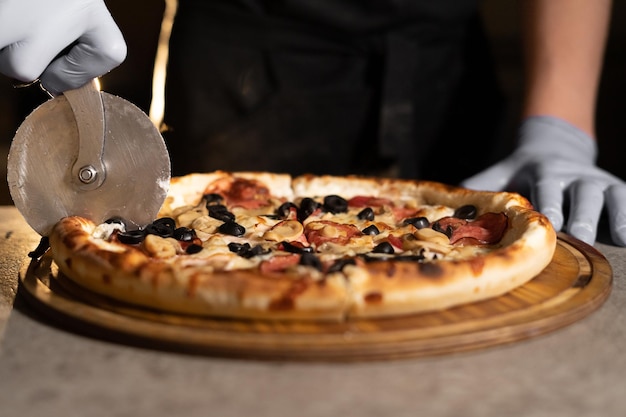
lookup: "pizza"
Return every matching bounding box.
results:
[47,171,557,321]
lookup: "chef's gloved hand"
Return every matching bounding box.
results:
[0,0,126,95]
[461,116,626,246]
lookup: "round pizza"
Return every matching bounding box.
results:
[48,171,557,321]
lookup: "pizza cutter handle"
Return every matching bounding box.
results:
[63,79,107,191]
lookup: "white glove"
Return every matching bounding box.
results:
[462,116,626,246]
[0,0,126,95]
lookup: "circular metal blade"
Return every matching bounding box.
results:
[7,92,171,236]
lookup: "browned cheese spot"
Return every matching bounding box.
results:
[468,257,485,276]
[418,262,444,278]
[364,292,383,304]
[269,279,309,311]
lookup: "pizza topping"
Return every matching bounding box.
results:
[304,220,361,246]
[448,212,508,245]
[279,241,313,254]
[327,258,357,273]
[116,229,146,245]
[259,253,301,274]
[228,242,268,258]
[217,221,246,237]
[297,197,322,222]
[263,220,304,242]
[208,204,236,222]
[414,227,450,245]
[362,224,380,236]
[144,234,178,258]
[173,227,196,242]
[372,241,395,254]
[403,216,429,229]
[453,204,478,220]
[357,207,375,221]
[322,195,349,214]
[348,196,392,208]
[186,244,203,254]
[145,217,176,238]
[276,202,298,219]
[299,252,323,271]
[202,193,223,205]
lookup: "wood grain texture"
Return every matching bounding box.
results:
[19,234,612,361]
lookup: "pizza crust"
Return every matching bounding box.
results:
[48,172,557,321]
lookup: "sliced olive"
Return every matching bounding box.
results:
[276,202,297,218]
[403,217,429,229]
[218,221,246,237]
[327,258,356,273]
[297,197,321,222]
[105,217,127,228]
[453,205,477,220]
[432,221,453,238]
[362,225,380,236]
[186,244,203,254]
[357,207,375,221]
[208,204,235,222]
[174,227,196,242]
[280,241,314,254]
[323,195,348,214]
[299,252,323,271]
[228,242,267,258]
[117,229,146,244]
[372,241,394,254]
[203,193,223,205]
[145,217,175,238]
[228,242,251,254]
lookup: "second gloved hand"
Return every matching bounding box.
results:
[461,116,626,246]
[0,0,126,95]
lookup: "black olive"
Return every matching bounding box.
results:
[327,258,356,273]
[372,241,395,254]
[280,241,313,254]
[228,242,251,255]
[297,197,321,222]
[362,225,380,236]
[105,217,127,228]
[218,221,246,237]
[145,217,176,238]
[453,205,477,220]
[276,202,297,218]
[357,207,375,221]
[203,193,223,205]
[208,204,235,222]
[403,217,430,229]
[432,221,453,238]
[299,252,323,271]
[323,195,348,214]
[117,229,146,244]
[186,244,203,254]
[227,242,267,258]
[174,227,196,242]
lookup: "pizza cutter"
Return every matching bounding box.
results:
[7,79,171,236]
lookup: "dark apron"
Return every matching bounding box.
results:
[164,0,503,184]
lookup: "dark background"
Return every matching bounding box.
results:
[1,0,625,205]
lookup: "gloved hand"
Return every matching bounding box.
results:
[0,0,126,95]
[461,116,626,246]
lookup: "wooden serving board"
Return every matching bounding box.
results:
[19,234,612,361]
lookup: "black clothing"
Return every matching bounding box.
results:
[164,0,503,184]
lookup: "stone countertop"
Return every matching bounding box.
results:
[1,205,625,417]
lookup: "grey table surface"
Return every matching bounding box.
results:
[1,205,625,417]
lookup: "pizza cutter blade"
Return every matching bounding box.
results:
[7,79,171,236]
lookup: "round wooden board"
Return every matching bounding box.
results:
[19,234,612,361]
